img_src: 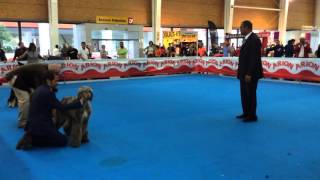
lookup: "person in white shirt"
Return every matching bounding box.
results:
[100,45,109,59]
[52,45,61,56]
[78,42,89,60]
[294,38,312,58]
[144,41,156,57]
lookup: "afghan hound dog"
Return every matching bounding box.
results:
[55,86,93,147]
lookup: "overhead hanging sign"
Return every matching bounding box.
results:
[96,16,130,25]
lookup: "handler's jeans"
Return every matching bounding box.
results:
[8,75,30,128]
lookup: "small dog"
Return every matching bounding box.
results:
[55,86,93,147]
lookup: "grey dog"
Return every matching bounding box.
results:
[55,86,93,147]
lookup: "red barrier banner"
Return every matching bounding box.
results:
[1,57,320,84]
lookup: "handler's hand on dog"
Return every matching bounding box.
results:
[79,98,84,105]
[79,94,89,105]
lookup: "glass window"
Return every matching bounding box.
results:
[0,22,19,61]
[59,24,74,48]
[21,22,39,51]
[143,27,153,50]
[90,30,140,59]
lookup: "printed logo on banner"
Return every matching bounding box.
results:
[296,61,320,71]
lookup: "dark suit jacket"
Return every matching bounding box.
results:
[237,32,263,80]
[26,85,82,136]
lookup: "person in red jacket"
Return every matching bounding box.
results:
[294,37,312,58]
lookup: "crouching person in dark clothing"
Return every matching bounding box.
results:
[16,70,84,150]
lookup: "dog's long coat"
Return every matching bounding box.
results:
[55,86,93,147]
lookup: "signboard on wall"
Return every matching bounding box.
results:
[163,31,181,48]
[162,31,198,48]
[180,32,198,43]
[225,34,244,39]
[96,16,130,25]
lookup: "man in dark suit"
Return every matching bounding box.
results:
[236,20,263,122]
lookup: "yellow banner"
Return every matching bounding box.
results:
[96,16,128,25]
[181,32,198,43]
[163,31,198,48]
[163,31,181,48]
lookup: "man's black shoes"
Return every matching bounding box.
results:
[242,116,258,122]
[236,114,258,122]
[236,114,247,119]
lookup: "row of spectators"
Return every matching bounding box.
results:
[0,41,129,63]
[143,41,208,58]
[142,38,320,58]
[1,38,320,62]
[265,38,320,58]
[50,41,128,60]
[0,42,44,63]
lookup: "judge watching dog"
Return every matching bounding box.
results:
[236,20,263,122]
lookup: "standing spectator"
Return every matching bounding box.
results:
[78,42,89,60]
[230,43,236,56]
[181,44,188,56]
[9,42,27,108]
[284,39,295,57]
[188,43,197,56]
[270,40,284,57]
[236,20,263,122]
[175,44,181,57]
[294,37,312,58]
[0,43,7,62]
[223,40,234,57]
[167,43,176,57]
[13,42,28,61]
[154,45,161,57]
[86,44,92,59]
[315,44,320,58]
[234,46,241,57]
[100,45,109,59]
[160,45,167,57]
[67,45,78,60]
[61,43,69,59]
[117,41,128,59]
[18,43,44,64]
[223,42,229,57]
[52,44,61,56]
[198,42,207,57]
[144,41,156,57]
